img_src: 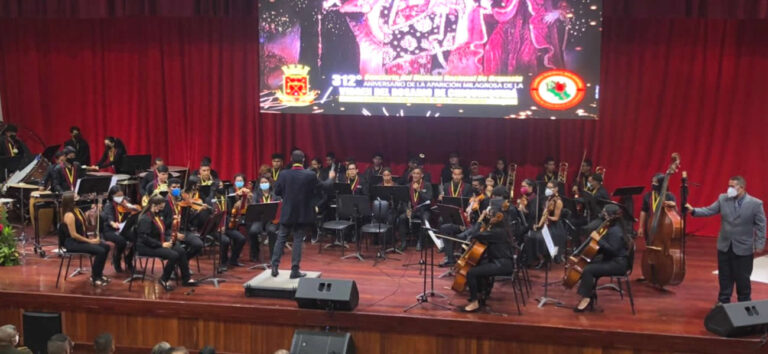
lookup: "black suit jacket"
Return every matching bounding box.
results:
[52,163,85,193]
[63,137,91,166]
[275,168,332,225]
[0,136,29,158]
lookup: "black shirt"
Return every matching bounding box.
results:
[440,164,470,184]
[136,212,168,248]
[52,162,86,193]
[597,223,629,260]
[63,137,91,166]
[442,180,474,198]
[641,191,677,214]
[474,228,514,260]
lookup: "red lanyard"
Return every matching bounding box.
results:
[152,213,165,242]
[61,163,76,190]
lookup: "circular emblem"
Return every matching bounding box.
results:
[530,70,586,110]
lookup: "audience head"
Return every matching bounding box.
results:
[151,341,171,354]
[0,324,19,347]
[93,332,114,354]
[47,333,73,354]
[291,150,305,164]
[165,346,189,354]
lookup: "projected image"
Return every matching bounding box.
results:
[259,0,601,119]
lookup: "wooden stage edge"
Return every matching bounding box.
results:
[1,235,767,353]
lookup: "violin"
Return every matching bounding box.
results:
[116,200,141,214]
[179,191,210,211]
[170,214,181,245]
[228,181,253,229]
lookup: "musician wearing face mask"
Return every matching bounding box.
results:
[0,124,30,159]
[94,137,126,173]
[574,204,630,312]
[582,173,610,219]
[685,176,766,304]
[461,187,516,313]
[528,181,566,267]
[247,176,281,263]
[635,173,677,282]
[136,195,198,291]
[100,186,139,273]
[396,167,433,251]
[40,151,66,191]
[52,147,97,193]
[165,178,204,260]
[210,178,246,270]
[63,126,91,166]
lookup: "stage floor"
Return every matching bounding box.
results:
[1,234,766,353]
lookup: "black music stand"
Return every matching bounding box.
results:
[442,196,470,210]
[333,182,351,196]
[404,213,451,313]
[197,211,227,287]
[0,155,22,182]
[244,202,279,270]
[371,186,410,255]
[42,145,61,161]
[120,154,151,176]
[435,204,464,278]
[612,186,644,223]
[368,175,383,190]
[75,176,112,199]
[339,195,371,261]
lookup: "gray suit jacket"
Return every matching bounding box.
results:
[692,193,766,255]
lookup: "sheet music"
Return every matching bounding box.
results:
[423,218,445,251]
[118,221,126,233]
[541,225,558,258]
[74,178,82,195]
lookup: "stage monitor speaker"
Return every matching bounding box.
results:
[294,278,359,311]
[705,300,768,337]
[23,311,62,354]
[290,330,355,354]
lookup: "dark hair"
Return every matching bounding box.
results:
[61,192,76,216]
[105,137,126,152]
[272,153,285,160]
[652,173,665,184]
[544,156,555,164]
[381,167,392,174]
[590,173,603,183]
[168,178,182,186]
[93,333,113,354]
[311,157,322,165]
[346,162,357,169]
[4,124,18,133]
[522,179,535,189]
[372,152,384,159]
[730,175,746,188]
[107,185,122,201]
[156,165,169,173]
[451,166,464,174]
[233,173,246,181]
[471,176,485,184]
[326,152,336,159]
[200,160,211,168]
[583,159,593,167]
[492,186,507,197]
[154,157,164,163]
[201,156,212,165]
[448,152,459,158]
[200,346,216,354]
[149,195,166,206]
[47,340,68,354]
[411,166,424,174]
[291,150,305,164]
[54,150,66,159]
[62,146,76,155]
[70,126,80,133]
[496,158,507,168]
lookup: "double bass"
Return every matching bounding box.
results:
[641,153,686,287]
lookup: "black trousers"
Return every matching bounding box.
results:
[466,258,514,302]
[101,229,133,270]
[136,243,191,282]
[271,223,309,272]
[717,245,754,303]
[396,211,430,246]
[439,223,478,263]
[577,257,629,298]
[218,229,246,265]
[63,238,110,279]
[249,222,278,261]
[179,233,203,260]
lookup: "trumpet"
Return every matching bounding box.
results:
[557,162,568,185]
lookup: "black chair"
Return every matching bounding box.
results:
[55,224,93,288]
[595,239,637,315]
[358,199,392,261]
[320,195,359,256]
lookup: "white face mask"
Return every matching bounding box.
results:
[545,188,554,197]
[113,196,124,204]
[727,187,738,198]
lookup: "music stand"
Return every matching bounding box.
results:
[404,215,451,312]
[198,211,227,287]
[75,176,112,199]
[368,175,383,191]
[42,145,61,161]
[612,186,644,226]
[340,195,371,261]
[371,186,410,255]
[442,196,470,210]
[0,156,23,182]
[244,202,279,270]
[435,204,464,278]
[120,154,151,176]
[333,182,351,196]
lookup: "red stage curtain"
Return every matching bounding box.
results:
[1,14,768,236]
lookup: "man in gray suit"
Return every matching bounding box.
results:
[685,176,766,304]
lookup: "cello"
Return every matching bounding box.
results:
[641,153,686,287]
[450,207,504,292]
[563,214,620,288]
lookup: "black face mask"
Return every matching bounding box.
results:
[652,184,661,192]
[66,158,75,164]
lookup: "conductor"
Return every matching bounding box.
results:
[271,150,335,278]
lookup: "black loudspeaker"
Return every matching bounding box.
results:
[290,330,355,354]
[294,278,359,311]
[705,300,768,337]
[23,311,62,354]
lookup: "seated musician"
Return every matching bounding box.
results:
[438,166,474,201]
[145,165,170,196]
[309,157,323,179]
[210,184,246,270]
[140,157,165,196]
[379,167,397,186]
[320,152,341,181]
[191,156,220,181]
[439,175,487,267]
[363,152,385,181]
[248,176,281,262]
[337,161,366,195]
[573,204,630,312]
[165,178,204,260]
[60,191,111,287]
[516,179,541,263]
[461,187,516,313]
[40,150,66,191]
[484,176,496,198]
[528,181,566,267]
[270,153,285,182]
[93,137,126,173]
[181,176,213,232]
[440,152,469,184]
[396,167,433,251]
[52,147,97,193]
[489,159,508,187]
[571,158,593,196]
[100,186,139,273]
[136,195,198,291]
[636,173,676,282]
